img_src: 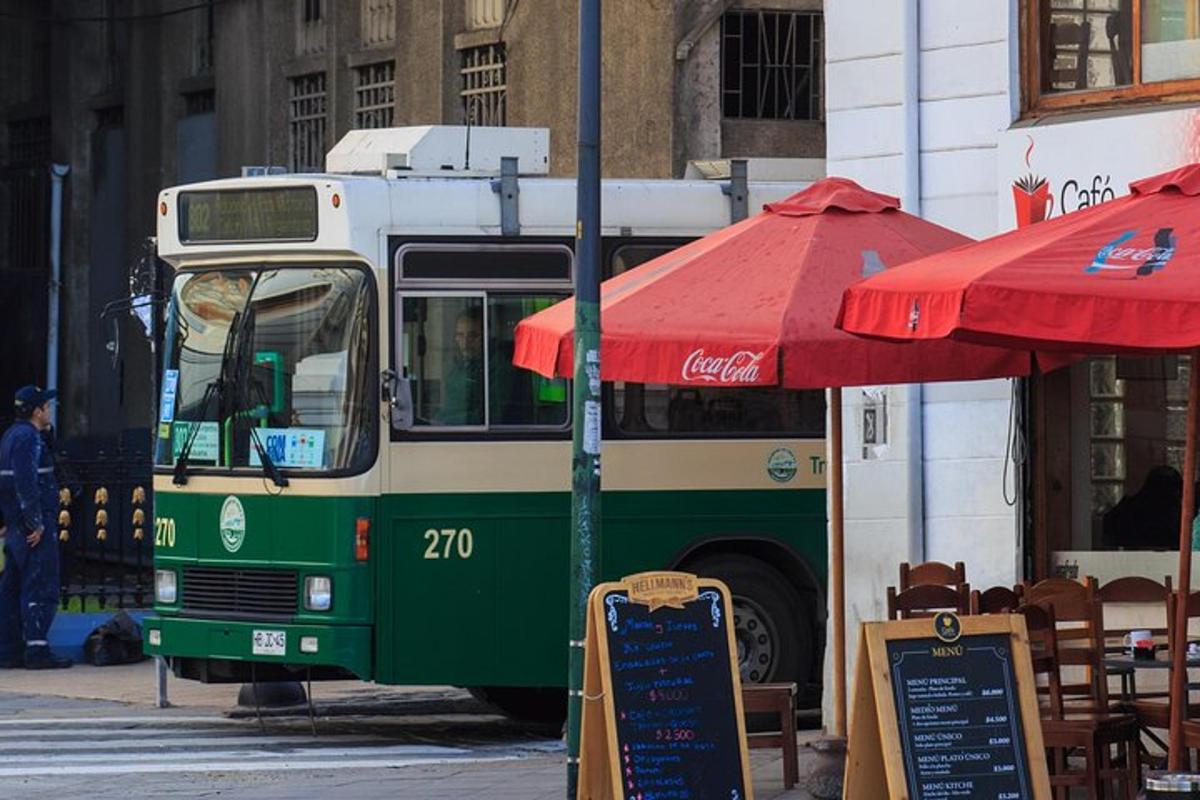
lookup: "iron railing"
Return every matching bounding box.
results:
[53,436,154,611]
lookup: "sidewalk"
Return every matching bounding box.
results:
[0,660,834,799]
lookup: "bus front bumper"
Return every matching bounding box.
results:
[143,617,372,680]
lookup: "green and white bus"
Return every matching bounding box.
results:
[144,127,829,718]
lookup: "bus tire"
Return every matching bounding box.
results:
[683,553,814,692]
[468,686,566,726]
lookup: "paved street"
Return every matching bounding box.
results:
[0,664,822,798]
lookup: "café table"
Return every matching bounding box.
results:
[1102,652,1200,769]
[1103,652,1200,705]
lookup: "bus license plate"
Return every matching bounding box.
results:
[252,630,286,656]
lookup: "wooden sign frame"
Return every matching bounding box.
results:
[844,614,1051,800]
[577,571,754,800]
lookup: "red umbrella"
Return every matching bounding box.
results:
[515,179,1035,388]
[838,162,1200,767]
[515,177,1043,738]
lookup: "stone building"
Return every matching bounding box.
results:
[0,0,823,442]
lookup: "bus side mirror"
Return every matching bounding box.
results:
[382,369,414,431]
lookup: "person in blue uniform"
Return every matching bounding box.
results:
[0,386,70,669]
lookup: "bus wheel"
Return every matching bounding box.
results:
[468,686,566,727]
[684,554,812,689]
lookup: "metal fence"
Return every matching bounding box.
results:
[53,435,154,610]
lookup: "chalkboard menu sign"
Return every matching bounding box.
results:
[887,633,1031,799]
[844,614,1051,800]
[577,572,753,800]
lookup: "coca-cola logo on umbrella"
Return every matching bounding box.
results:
[680,348,766,384]
[1084,228,1177,278]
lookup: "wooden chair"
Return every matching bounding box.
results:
[1046,19,1092,91]
[1136,591,1200,741]
[742,683,798,790]
[1021,603,1140,799]
[898,560,965,591]
[970,585,1023,615]
[1024,577,1104,714]
[1097,576,1171,700]
[886,583,969,621]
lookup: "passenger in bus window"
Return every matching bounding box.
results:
[438,306,485,425]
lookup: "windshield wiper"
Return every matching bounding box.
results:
[225,303,289,489]
[249,426,289,488]
[172,310,241,486]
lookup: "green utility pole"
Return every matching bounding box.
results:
[566,0,601,795]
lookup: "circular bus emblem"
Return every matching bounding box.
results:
[219,496,246,554]
[766,447,798,483]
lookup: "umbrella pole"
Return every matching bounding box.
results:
[830,387,847,738]
[1169,350,1200,770]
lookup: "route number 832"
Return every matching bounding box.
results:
[423,528,474,560]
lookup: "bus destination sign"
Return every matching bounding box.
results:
[178,187,318,243]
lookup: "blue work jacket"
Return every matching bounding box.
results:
[0,421,59,535]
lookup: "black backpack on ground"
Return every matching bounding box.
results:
[83,611,148,666]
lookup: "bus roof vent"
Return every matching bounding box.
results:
[326,125,550,176]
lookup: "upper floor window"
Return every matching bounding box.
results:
[1026,0,1200,112]
[355,61,396,129]
[721,10,823,121]
[461,43,507,126]
[289,73,327,172]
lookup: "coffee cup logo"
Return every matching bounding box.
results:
[1013,173,1053,228]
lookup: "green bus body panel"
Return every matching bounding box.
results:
[373,488,826,687]
[152,492,375,624]
[143,617,372,678]
[151,488,825,687]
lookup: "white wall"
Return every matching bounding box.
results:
[822,0,1021,730]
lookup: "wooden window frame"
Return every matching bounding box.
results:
[1022,0,1200,116]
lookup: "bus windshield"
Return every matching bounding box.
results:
[154,265,375,474]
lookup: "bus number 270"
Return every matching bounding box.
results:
[423,528,474,560]
[154,517,177,548]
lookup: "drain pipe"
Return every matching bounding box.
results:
[47,164,69,428]
[902,0,926,562]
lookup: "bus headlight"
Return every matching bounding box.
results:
[304,576,332,611]
[155,569,177,604]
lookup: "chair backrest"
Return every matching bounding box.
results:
[899,561,967,591]
[1048,20,1091,91]
[886,583,970,621]
[1097,575,1172,604]
[1019,602,1064,720]
[1023,577,1107,709]
[1166,590,1200,653]
[1097,575,1171,656]
[971,585,1023,615]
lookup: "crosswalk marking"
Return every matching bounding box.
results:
[0,755,522,778]
[0,714,561,779]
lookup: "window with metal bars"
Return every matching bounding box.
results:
[460,43,507,126]
[6,117,50,167]
[183,89,215,117]
[304,0,322,23]
[355,61,395,129]
[289,73,327,173]
[721,10,823,121]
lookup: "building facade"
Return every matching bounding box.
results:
[825,0,1200,725]
[0,0,826,442]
